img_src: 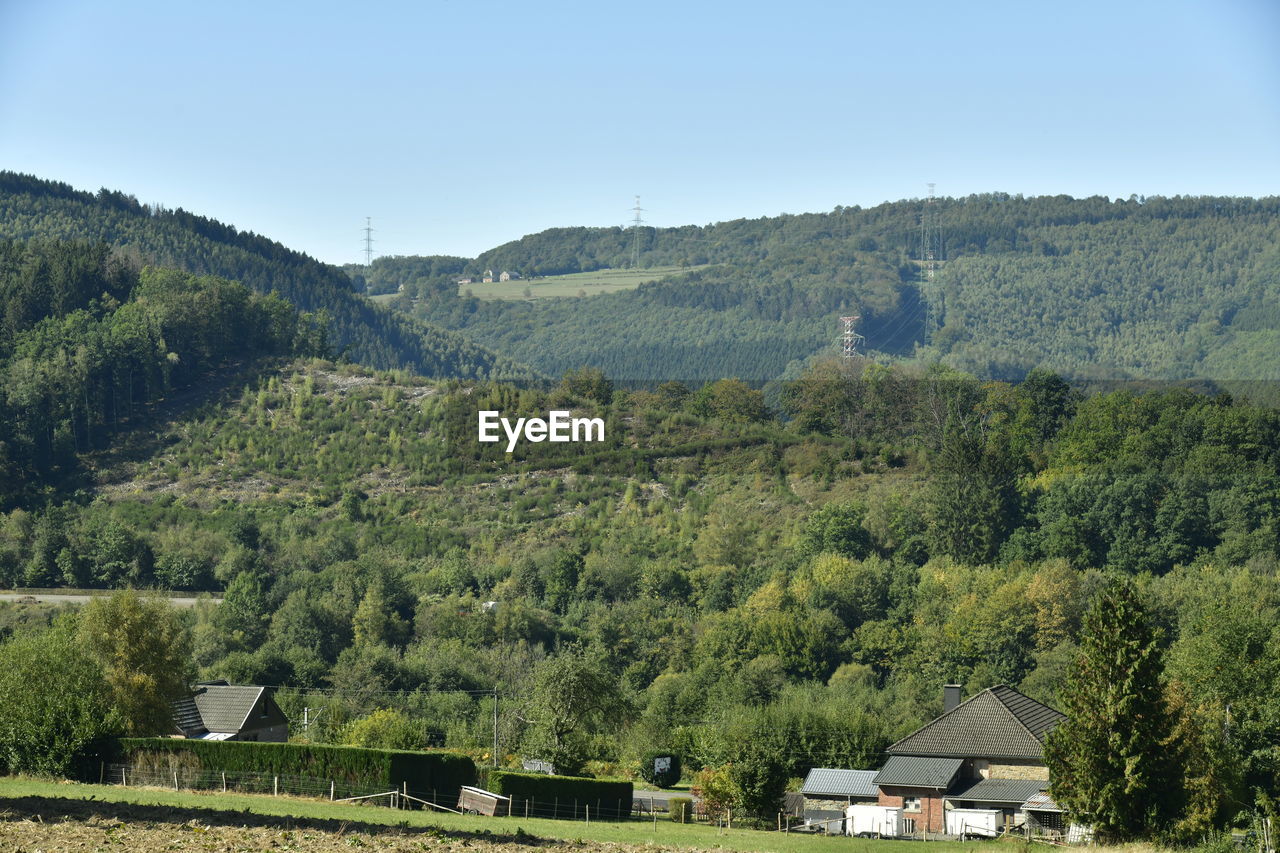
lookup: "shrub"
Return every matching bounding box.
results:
[120,738,475,800]
[669,796,694,822]
[638,750,682,788]
[487,769,632,819]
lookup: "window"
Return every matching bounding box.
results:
[904,797,921,812]
[903,818,917,835]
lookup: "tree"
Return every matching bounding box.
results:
[0,618,122,775]
[76,590,192,736]
[1043,582,1180,840]
[519,646,626,775]
[343,708,422,750]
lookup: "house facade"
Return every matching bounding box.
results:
[874,684,1065,834]
[172,681,289,742]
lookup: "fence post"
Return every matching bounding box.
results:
[403,781,408,810]
[555,797,558,819]
[525,798,529,819]
[330,780,335,801]
[173,770,179,791]
[99,762,104,785]
[273,775,278,797]
[575,799,579,820]
[221,772,226,793]
[586,804,590,826]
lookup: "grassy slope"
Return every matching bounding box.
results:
[0,778,988,853]
[461,266,706,301]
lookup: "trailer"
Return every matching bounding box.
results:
[457,785,512,816]
[846,804,904,838]
[946,807,1001,838]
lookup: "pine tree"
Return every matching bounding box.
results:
[1044,582,1181,840]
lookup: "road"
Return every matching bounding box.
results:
[0,591,221,608]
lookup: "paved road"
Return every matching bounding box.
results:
[0,591,221,607]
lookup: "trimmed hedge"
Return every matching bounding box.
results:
[487,769,632,819]
[120,739,475,800]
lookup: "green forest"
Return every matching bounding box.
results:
[0,177,1278,843]
[378,194,1280,384]
[0,173,534,381]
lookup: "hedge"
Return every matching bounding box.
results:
[120,739,475,801]
[486,769,633,819]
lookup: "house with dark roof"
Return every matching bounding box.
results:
[874,684,1065,834]
[172,681,288,742]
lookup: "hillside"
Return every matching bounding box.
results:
[0,173,535,382]
[388,194,1280,383]
[2,356,1279,803]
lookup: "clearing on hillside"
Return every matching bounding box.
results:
[460,266,704,300]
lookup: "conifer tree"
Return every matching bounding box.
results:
[1044,582,1181,840]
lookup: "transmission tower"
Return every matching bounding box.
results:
[629,196,645,269]
[363,217,375,266]
[921,184,943,340]
[839,314,865,358]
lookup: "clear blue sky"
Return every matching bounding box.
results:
[2,0,1278,265]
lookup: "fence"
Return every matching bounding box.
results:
[104,763,693,824]
[105,763,452,811]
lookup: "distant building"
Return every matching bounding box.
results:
[482,269,494,283]
[172,681,288,742]
[499,271,520,282]
[457,278,473,285]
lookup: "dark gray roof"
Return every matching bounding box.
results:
[873,756,963,789]
[802,768,879,799]
[946,777,1048,805]
[171,696,206,736]
[192,685,265,733]
[887,685,1065,760]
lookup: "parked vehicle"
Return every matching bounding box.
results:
[846,804,904,837]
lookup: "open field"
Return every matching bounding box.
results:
[460,266,703,301]
[0,778,997,853]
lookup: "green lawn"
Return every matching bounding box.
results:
[460,266,703,301]
[0,777,1002,853]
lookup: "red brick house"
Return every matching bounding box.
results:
[873,685,1065,834]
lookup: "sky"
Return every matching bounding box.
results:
[1,0,1278,265]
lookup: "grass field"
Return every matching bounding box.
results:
[0,777,1000,853]
[460,266,704,301]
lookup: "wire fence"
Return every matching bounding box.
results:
[104,763,706,823]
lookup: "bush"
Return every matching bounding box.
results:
[120,738,475,800]
[669,796,694,822]
[638,750,682,788]
[487,769,632,819]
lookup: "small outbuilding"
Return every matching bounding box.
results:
[801,768,879,832]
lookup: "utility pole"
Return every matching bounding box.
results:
[839,314,864,358]
[492,688,499,768]
[363,217,375,266]
[630,196,645,269]
[921,184,942,341]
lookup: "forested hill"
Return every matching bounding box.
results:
[0,173,534,381]
[395,194,1280,383]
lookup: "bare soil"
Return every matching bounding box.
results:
[0,794,676,853]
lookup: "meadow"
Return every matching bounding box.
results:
[459,266,703,300]
[0,777,995,853]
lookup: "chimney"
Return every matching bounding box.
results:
[943,684,963,712]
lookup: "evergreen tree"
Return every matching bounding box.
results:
[1044,582,1181,840]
